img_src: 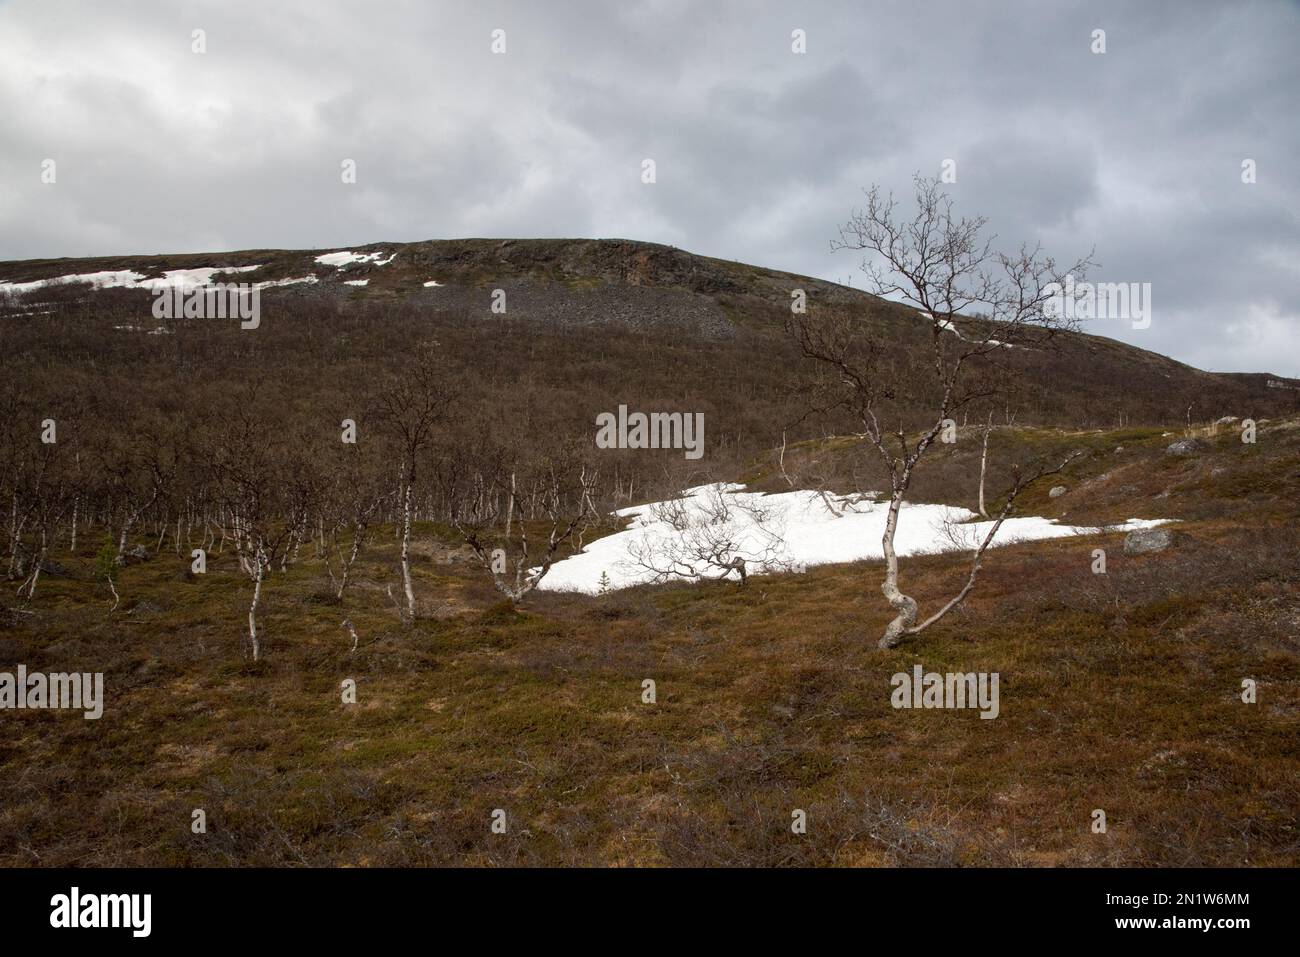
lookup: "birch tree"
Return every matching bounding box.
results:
[445,444,599,603]
[99,430,176,565]
[321,442,389,601]
[371,345,457,621]
[789,174,1092,648]
[13,442,71,601]
[626,483,792,587]
[211,405,304,661]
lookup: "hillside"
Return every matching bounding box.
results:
[3,238,1298,441]
[1,239,1297,868]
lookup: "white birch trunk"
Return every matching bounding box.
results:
[878,491,918,649]
[399,479,415,620]
[978,417,991,518]
[337,528,363,600]
[248,546,265,661]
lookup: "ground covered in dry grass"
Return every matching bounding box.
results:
[2,420,1297,866]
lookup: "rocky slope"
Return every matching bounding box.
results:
[2,238,1297,427]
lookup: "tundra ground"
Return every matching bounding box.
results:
[2,420,1296,866]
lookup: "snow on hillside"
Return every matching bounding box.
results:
[253,275,318,289]
[0,270,146,293]
[137,266,262,289]
[538,483,1169,594]
[314,250,395,268]
[0,266,261,295]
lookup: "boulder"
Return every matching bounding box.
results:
[1048,485,1067,499]
[1165,438,1205,456]
[116,544,151,566]
[1124,527,1176,555]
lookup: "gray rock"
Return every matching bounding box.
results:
[1048,485,1067,499]
[1215,416,1239,426]
[116,544,151,566]
[1165,438,1205,456]
[1124,527,1176,555]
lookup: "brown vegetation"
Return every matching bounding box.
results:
[0,240,1296,867]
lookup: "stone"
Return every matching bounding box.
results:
[1124,527,1176,555]
[1048,485,1067,498]
[1165,438,1205,456]
[116,544,151,566]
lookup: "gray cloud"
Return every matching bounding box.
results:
[1,0,1297,373]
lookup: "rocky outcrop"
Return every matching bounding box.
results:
[1165,438,1205,456]
[1123,527,1176,555]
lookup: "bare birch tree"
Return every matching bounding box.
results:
[99,430,176,565]
[444,444,599,603]
[371,345,457,622]
[13,444,71,601]
[626,483,792,587]
[789,173,1093,648]
[211,404,305,661]
[321,442,390,601]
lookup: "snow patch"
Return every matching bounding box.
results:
[136,266,261,291]
[423,279,444,288]
[0,270,146,294]
[343,279,369,287]
[538,483,1171,594]
[0,265,261,296]
[314,250,395,268]
[252,275,319,289]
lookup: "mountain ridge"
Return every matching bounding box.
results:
[3,237,1298,426]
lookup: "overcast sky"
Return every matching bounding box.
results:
[2,0,1297,374]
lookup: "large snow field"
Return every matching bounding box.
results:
[538,483,1170,594]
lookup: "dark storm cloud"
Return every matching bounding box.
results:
[0,0,1296,373]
